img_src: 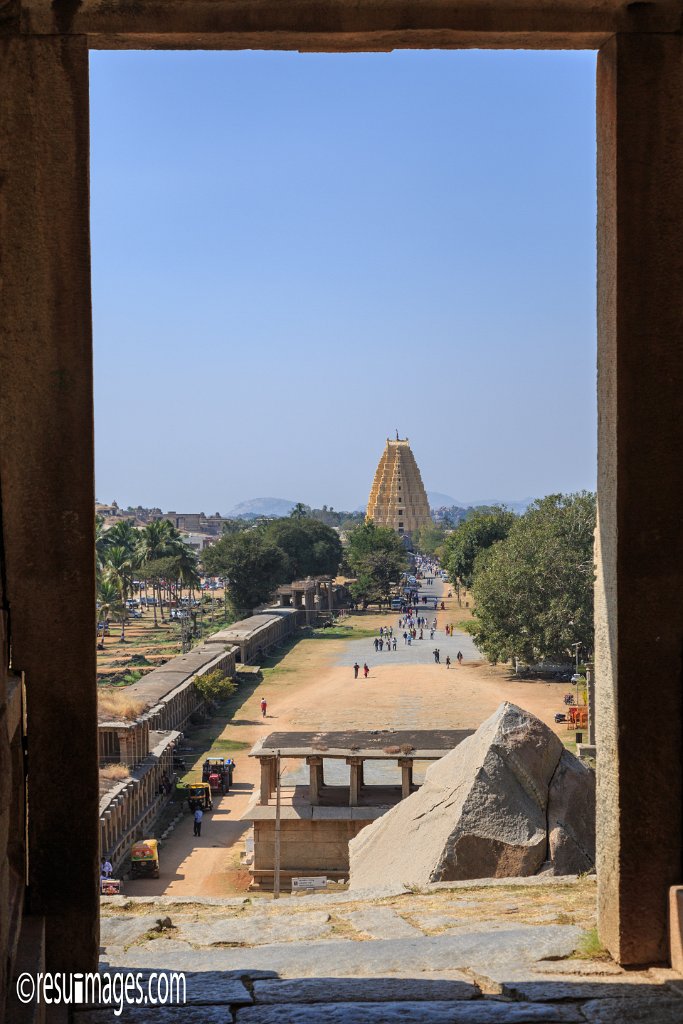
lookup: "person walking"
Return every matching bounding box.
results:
[392,637,397,650]
[260,697,267,718]
[374,638,379,652]
[457,650,463,665]
[446,656,451,669]
[363,663,369,679]
[193,806,203,837]
[353,662,360,679]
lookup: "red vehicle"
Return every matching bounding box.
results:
[202,757,233,794]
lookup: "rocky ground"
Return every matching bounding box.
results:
[80,876,683,1021]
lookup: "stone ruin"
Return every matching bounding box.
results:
[349,702,595,890]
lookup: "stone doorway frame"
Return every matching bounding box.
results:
[1,0,682,983]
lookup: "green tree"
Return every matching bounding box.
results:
[102,544,134,641]
[469,492,596,665]
[411,520,448,558]
[96,577,125,647]
[135,519,198,623]
[202,530,289,612]
[263,517,342,579]
[103,518,139,556]
[442,506,516,587]
[345,521,408,609]
[289,502,312,519]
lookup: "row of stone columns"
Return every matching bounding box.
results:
[242,612,298,664]
[114,719,151,767]
[100,738,178,860]
[257,755,417,808]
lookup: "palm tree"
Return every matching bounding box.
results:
[97,578,124,647]
[136,520,172,623]
[103,545,133,641]
[95,515,109,572]
[105,519,138,557]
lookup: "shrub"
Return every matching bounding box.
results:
[194,669,238,702]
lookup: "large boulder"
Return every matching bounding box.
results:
[349,702,594,890]
[547,749,596,874]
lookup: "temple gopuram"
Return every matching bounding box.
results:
[366,435,432,536]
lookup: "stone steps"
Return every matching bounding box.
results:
[88,877,683,1023]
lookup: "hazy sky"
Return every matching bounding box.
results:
[90,50,597,512]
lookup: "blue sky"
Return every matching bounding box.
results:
[90,50,597,512]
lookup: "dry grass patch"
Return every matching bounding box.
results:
[100,763,130,782]
[98,691,148,722]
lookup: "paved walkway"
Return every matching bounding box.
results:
[336,627,482,667]
[336,579,483,667]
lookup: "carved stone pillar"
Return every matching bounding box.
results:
[306,756,324,805]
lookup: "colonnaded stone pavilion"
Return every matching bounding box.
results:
[366,435,432,535]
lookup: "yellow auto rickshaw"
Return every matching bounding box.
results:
[187,781,213,812]
[130,838,160,879]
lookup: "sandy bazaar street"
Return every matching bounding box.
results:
[131,578,576,898]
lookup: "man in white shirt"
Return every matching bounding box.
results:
[193,806,203,837]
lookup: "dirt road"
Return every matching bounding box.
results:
[132,582,574,897]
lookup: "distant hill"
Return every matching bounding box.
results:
[427,491,464,509]
[427,491,534,515]
[227,497,297,519]
[465,497,534,515]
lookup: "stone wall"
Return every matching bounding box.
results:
[206,607,301,664]
[99,731,181,872]
[251,817,374,890]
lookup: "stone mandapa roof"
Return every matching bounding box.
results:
[251,729,473,759]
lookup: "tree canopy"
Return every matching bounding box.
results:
[344,521,408,608]
[262,517,342,579]
[469,492,596,665]
[442,506,516,587]
[411,520,448,558]
[202,530,289,612]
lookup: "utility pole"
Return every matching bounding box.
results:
[273,750,282,899]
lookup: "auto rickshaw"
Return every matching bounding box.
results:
[187,781,213,812]
[130,838,160,879]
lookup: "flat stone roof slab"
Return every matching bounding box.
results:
[253,729,473,759]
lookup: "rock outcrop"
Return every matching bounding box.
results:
[547,749,596,874]
[349,702,595,890]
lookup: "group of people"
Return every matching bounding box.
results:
[374,634,397,651]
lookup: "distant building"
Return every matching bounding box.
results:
[366,436,431,536]
[164,512,227,535]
